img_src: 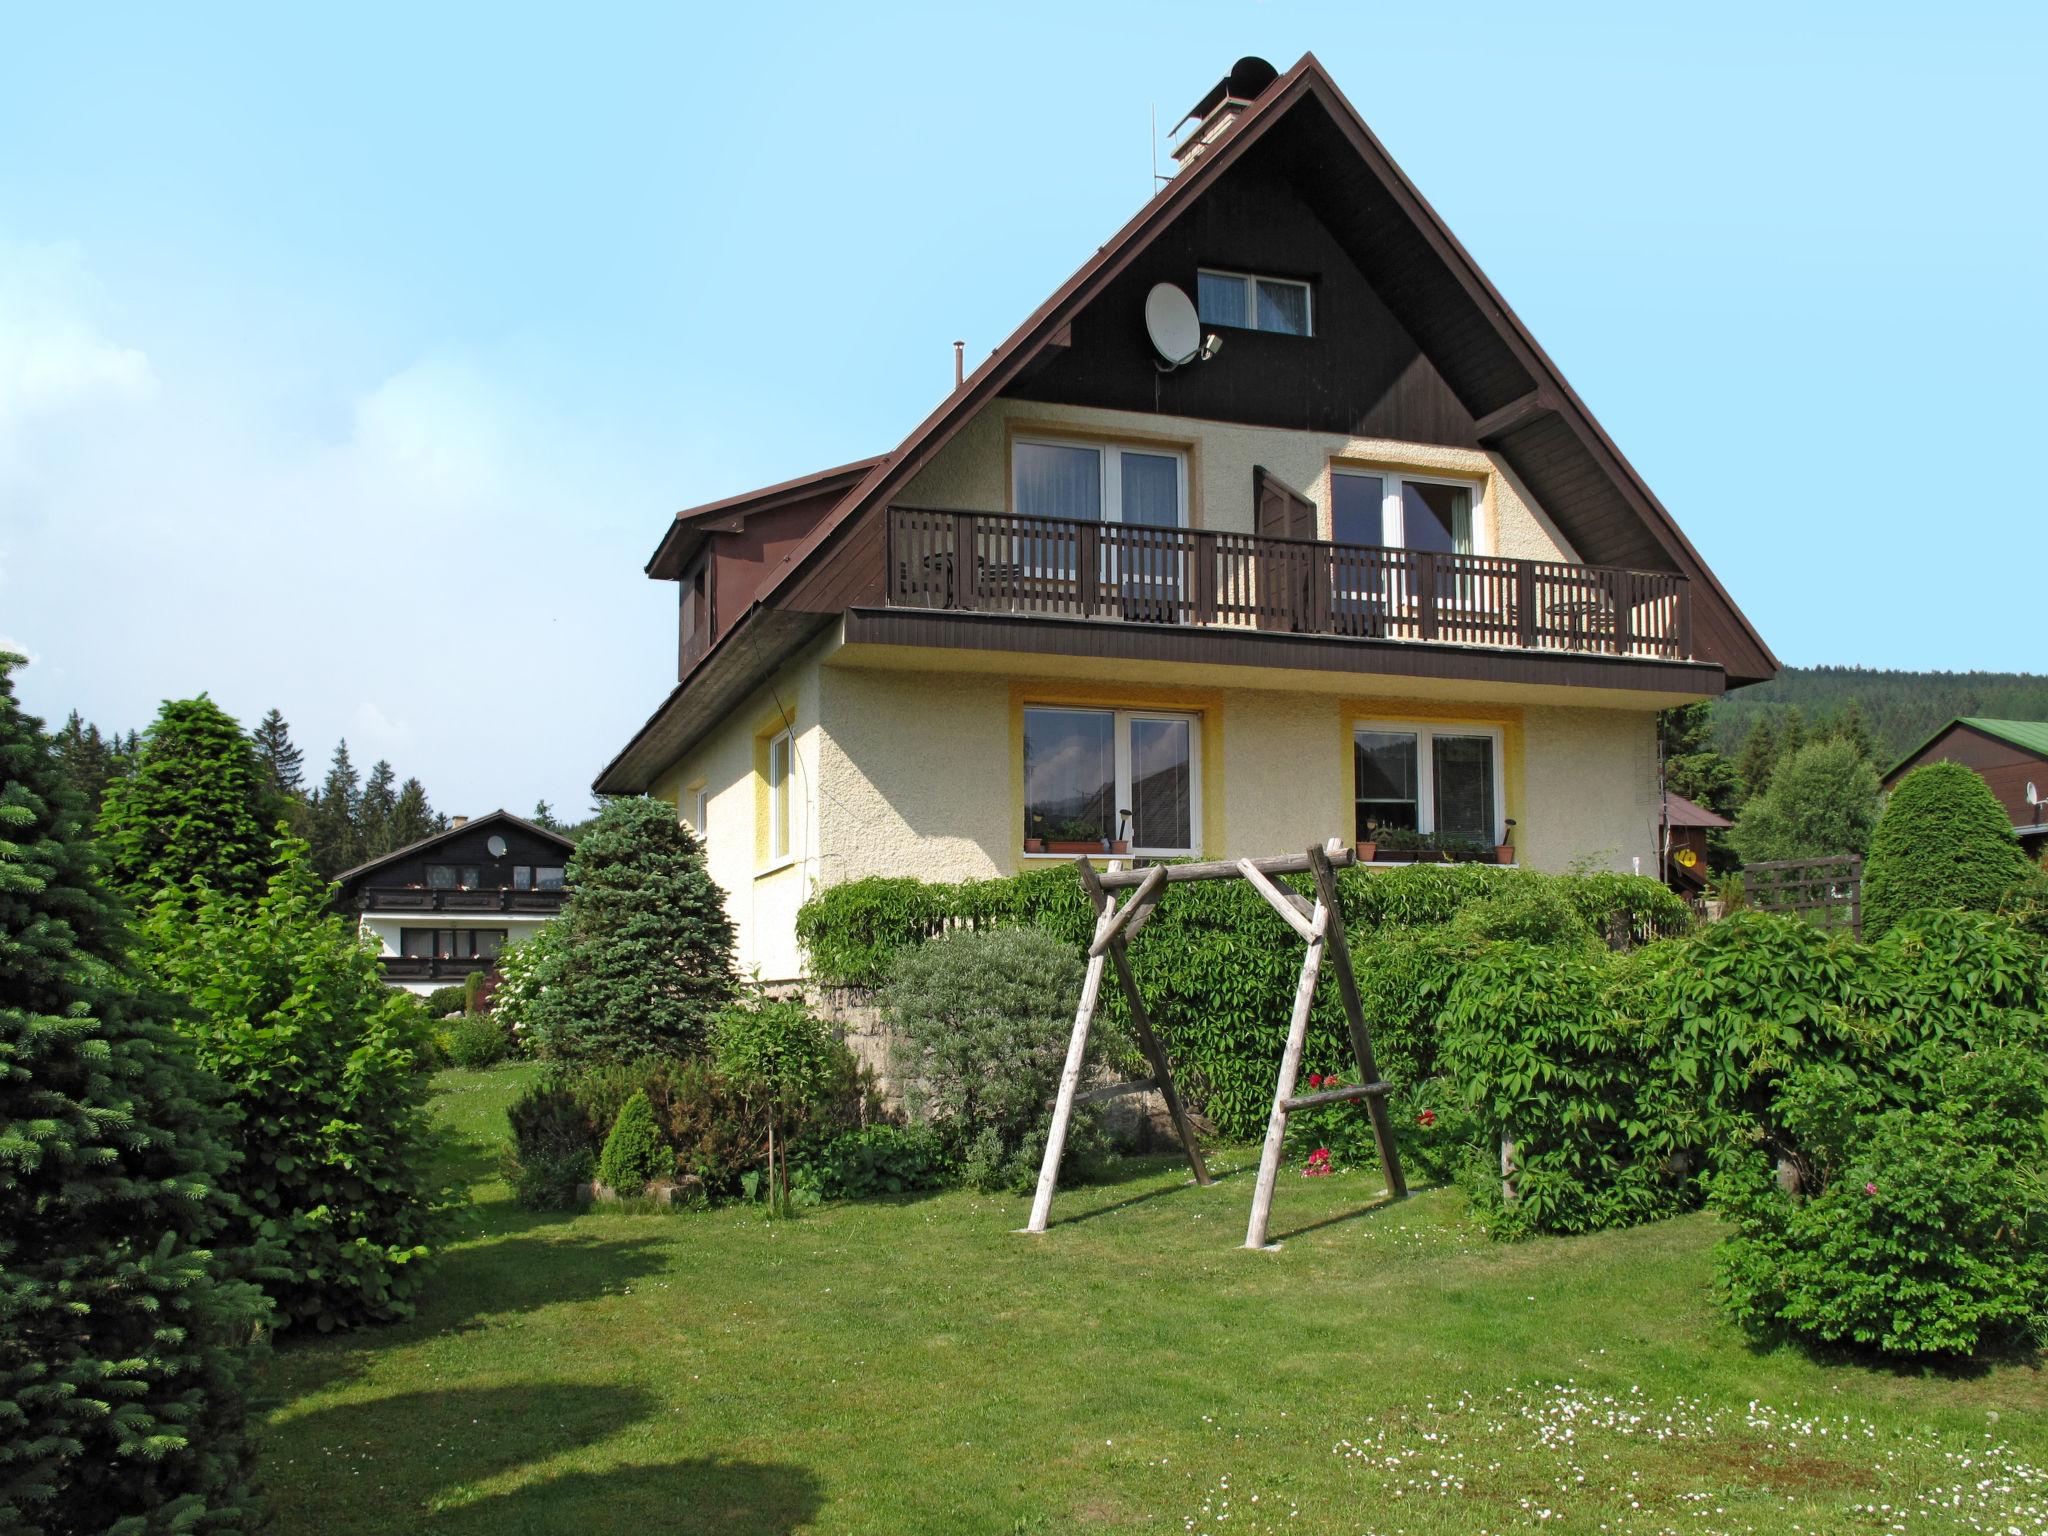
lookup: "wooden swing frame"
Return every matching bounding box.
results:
[1023,839,1408,1249]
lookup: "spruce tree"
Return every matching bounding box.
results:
[1736,716,1779,803]
[1777,706,1807,763]
[525,796,736,1060]
[307,741,364,878]
[1825,698,1877,763]
[51,711,119,818]
[96,696,273,903]
[359,760,398,856]
[530,798,562,831]
[250,708,305,797]
[0,655,269,1534]
[387,777,438,849]
[1864,762,2039,938]
[1660,703,1740,816]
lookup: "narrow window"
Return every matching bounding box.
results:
[512,865,533,891]
[689,787,709,842]
[768,729,793,862]
[1354,729,1420,841]
[1431,735,1496,840]
[400,928,433,958]
[1129,716,1193,853]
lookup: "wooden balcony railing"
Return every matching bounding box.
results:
[380,955,495,982]
[357,887,567,914]
[886,508,1692,661]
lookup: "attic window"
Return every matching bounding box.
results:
[1197,269,1311,336]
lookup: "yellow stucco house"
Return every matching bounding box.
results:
[595,53,1776,983]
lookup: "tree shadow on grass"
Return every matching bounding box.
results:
[266,1384,823,1535]
[269,1230,676,1397]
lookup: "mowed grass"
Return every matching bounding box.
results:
[256,1067,2048,1534]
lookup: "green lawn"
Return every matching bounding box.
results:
[256,1067,2048,1534]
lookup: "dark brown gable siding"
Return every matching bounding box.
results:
[703,485,853,642]
[1004,136,1479,446]
[1890,726,2048,828]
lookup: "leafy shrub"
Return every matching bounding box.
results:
[1727,737,1882,864]
[596,1090,669,1196]
[463,968,488,1014]
[425,984,467,1019]
[521,797,737,1061]
[793,1123,954,1200]
[1449,881,1598,949]
[446,1012,511,1069]
[505,1071,595,1209]
[797,863,1686,1142]
[487,924,562,1050]
[881,926,1091,1192]
[712,993,853,1210]
[1439,941,1702,1236]
[144,836,444,1331]
[0,656,270,1533]
[1716,1044,2048,1359]
[1864,761,2038,938]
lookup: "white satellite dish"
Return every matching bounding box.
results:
[1144,283,1202,366]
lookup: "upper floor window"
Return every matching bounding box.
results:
[425,863,480,890]
[1197,269,1312,336]
[1013,439,1186,528]
[1331,469,1480,555]
[511,865,566,892]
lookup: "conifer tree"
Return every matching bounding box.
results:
[360,760,398,856]
[387,777,438,849]
[1736,716,1779,803]
[524,796,736,1061]
[530,798,562,831]
[308,740,364,877]
[96,696,273,902]
[1659,703,1740,816]
[1825,698,1877,763]
[0,655,269,1533]
[250,707,305,797]
[51,711,119,818]
[1776,706,1807,763]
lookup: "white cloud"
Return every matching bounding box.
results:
[0,240,155,474]
[1,238,676,817]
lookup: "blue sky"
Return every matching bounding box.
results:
[3,2,2041,815]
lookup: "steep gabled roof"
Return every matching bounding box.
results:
[331,808,576,888]
[598,52,1776,793]
[1887,717,2048,780]
[729,51,1774,679]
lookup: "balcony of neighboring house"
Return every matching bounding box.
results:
[883,507,1693,663]
[380,953,498,983]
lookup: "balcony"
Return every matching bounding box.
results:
[379,955,494,983]
[356,886,568,914]
[886,508,1692,661]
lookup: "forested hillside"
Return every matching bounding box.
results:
[1713,667,2048,767]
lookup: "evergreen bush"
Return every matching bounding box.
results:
[523,797,737,1061]
[1864,761,2037,938]
[446,1013,510,1069]
[504,1071,595,1210]
[96,694,274,902]
[595,1090,668,1196]
[0,655,270,1534]
[880,926,1092,1193]
[424,984,467,1018]
[144,836,444,1331]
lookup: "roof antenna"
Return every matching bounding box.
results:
[1150,102,1170,189]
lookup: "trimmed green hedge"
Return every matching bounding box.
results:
[798,863,1690,1140]
[1864,761,2038,938]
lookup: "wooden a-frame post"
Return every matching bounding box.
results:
[1022,840,1406,1243]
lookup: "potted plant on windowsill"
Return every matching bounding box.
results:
[1045,818,1111,856]
[1370,826,1432,864]
[1495,819,1517,865]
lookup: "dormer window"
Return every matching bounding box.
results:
[1197,269,1312,336]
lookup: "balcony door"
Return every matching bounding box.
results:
[1012,439,1188,619]
[1331,469,1483,635]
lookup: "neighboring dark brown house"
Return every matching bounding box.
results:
[1662,790,1730,888]
[1884,719,2048,850]
[331,809,576,991]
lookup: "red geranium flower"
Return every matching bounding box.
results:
[1417,1109,1437,1127]
[1307,1073,1323,1089]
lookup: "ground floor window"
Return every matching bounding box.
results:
[1354,722,1502,846]
[1023,705,1198,855]
[399,928,507,961]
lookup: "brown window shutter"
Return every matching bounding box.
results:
[1253,465,1316,540]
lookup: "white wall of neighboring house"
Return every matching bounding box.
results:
[359,912,557,996]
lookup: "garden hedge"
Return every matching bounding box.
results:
[1864,761,2038,938]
